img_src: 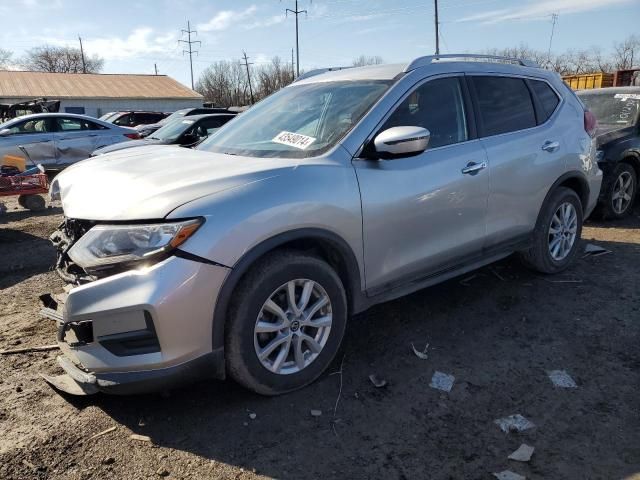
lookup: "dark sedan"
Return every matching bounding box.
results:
[578,87,640,218]
[136,107,234,138]
[92,114,235,156]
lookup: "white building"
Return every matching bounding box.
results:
[0,70,203,118]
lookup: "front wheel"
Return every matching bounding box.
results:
[520,187,583,274]
[225,251,347,395]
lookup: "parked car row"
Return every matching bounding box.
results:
[42,54,606,397]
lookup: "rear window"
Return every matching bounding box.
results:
[472,76,536,136]
[530,80,560,122]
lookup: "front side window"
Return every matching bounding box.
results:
[197,80,391,158]
[382,77,468,149]
[5,118,49,134]
[472,76,536,136]
[530,80,560,122]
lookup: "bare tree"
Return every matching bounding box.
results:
[612,35,640,70]
[0,48,12,69]
[352,55,384,67]
[21,46,104,73]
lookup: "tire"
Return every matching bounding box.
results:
[23,194,46,212]
[520,187,583,274]
[17,195,27,209]
[225,250,347,395]
[597,163,637,219]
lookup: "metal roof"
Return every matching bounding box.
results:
[0,71,203,100]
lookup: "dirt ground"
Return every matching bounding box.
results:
[0,195,639,480]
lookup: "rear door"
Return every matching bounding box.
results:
[468,75,566,248]
[53,116,106,164]
[354,75,490,294]
[0,117,57,167]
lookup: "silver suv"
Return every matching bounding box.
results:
[44,55,601,396]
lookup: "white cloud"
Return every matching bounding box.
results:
[81,28,178,61]
[458,0,633,24]
[197,6,258,32]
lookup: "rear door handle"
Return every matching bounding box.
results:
[541,141,560,152]
[461,161,487,175]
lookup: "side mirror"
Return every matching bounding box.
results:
[373,126,430,158]
[0,129,12,137]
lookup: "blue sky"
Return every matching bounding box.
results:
[1,0,638,87]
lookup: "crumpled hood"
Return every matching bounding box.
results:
[55,145,294,220]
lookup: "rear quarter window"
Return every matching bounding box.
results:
[471,76,537,136]
[530,80,560,122]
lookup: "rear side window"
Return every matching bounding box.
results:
[530,80,560,122]
[382,77,468,149]
[471,76,536,136]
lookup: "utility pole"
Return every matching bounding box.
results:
[179,20,201,90]
[242,51,255,105]
[291,48,295,79]
[154,63,158,75]
[434,0,440,55]
[547,13,558,62]
[285,0,307,77]
[78,35,86,73]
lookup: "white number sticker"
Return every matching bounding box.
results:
[272,131,316,150]
[614,93,640,100]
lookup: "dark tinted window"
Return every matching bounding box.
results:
[383,77,468,149]
[530,80,560,122]
[112,113,132,126]
[472,76,536,136]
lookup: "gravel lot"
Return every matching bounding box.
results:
[1,196,639,480]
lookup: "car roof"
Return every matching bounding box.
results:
[184,113,235,121]
[577,86,640,95]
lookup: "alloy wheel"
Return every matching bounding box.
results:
[548,202,578,261]
[611,171,634,215]
[254,279,332,375]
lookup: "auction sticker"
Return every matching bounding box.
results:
[272,131,316,150]
[614,93,640,100]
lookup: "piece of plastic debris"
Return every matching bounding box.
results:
[490,268,506,281]
[429,371,455,392]
[89,426,117,440]
[459,273,478,286]
[583,243,611,258]
[130,434,152,443]
[508,444,535,462]
[0,344,59,355]
[547,370,577,388]
[310,409,322,417]
[411,342,429,360]
[368,374,387,388]
[494,414,535,433]
[546,278,582,284]
[493,470,526,480]
[249,413,257,420]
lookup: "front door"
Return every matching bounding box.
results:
[354,76,489,294]
[0,117,57,168]
[53,116,101,164]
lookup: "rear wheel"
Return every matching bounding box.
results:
[21,194,45,212]
[598,163,637,219]
[225,251,347,395]
[520,187,583,274]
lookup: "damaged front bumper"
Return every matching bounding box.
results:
[41,255,230,395]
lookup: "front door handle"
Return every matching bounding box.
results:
[541,141,560,152]
[461,161,487,175]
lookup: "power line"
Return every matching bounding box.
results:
[241,51,255,105]
[179,20,201,90]
[285,0,308,77]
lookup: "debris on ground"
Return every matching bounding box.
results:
[156,467,170,477]
[368,374,387,388]
[508,444,535,462]
[583,243,612,258]
[130,434,152,443]
[310,409,322,417]
[0,344,59,355]
[493,470,526,480]
[459,273,479,286]
[411,342,430,360]
[248,412,257,420]
[545,277,583,284]
[89,426,117,440]
[494,414,535,433]
[490,267,506,281]
[429,371,455,392]
[547,370,578,388]
[101,456,116,465]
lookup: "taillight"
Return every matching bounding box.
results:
[124,133,140,140]
[584,110,597,138]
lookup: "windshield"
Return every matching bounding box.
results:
[149,118,195,142]
[579,92,640,127]
[196,80,391,158]
[158,109,190,126]
[99,112,118,121]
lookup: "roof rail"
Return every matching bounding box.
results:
[404,54,539,72]
[294,66,353,82]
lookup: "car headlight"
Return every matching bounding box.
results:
[68,219,202,271]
